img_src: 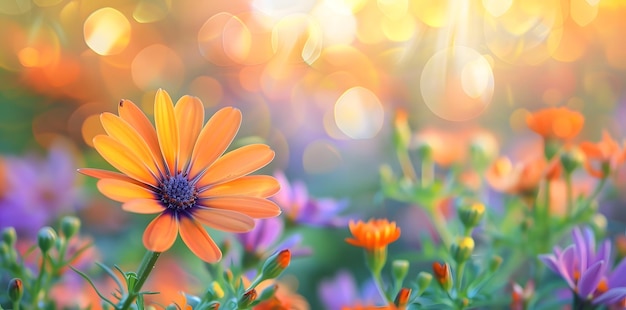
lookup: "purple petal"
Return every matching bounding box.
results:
[573,227,588,271]
[594,240,611,275]
[319,271,358,309]
[539,254,561,275]
[559,245,577,289]
[609,256,626,288]
[578,260,605,299]
[583,227,596,256]
[593,288,626,305]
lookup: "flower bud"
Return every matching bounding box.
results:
[416,272,432,295]
[392,259,410,284]
[238,289,257,308]
[2,227,16,247]
[61,216,81,238]
[394,288,411,308]
[260,249,290,281]
[210,281,224,299]
[432,262,453,292]
[38,226,57,253]
[458,202,485,229]
[489,255,503,273]
[560,148,584,174]
[393,109,411,151]
[8,278,23,303]
[452,237,475,263]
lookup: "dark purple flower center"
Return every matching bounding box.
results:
[159,173,197,211]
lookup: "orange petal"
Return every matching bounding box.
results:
[97,179,155,202]
[118,99,164,172]
[579,142,603,159]
[123,199,167,214]
[197,144,274,187]
[192,207,255,232]
[188,107,241,179]
[93,135,157,185]
[198,175,280,198]
[101,112,161,175]
[174,96,204,171]
[154,89,179,175]
[142,212,178,252]
[78,168,144,185]
[198,197,281,218]
[178,216,221,263]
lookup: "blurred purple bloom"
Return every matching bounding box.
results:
[0,141,82,237]
[318,270,383,310]
[232,217,311,267]
[272,171,350,227]
[540,227,626,306]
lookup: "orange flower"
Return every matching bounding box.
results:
[485,156,544,195]
[345,219,401,251]
[79,89,281,262]
[526,107,584,141]
[579,131,626,178]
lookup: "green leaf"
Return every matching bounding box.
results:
[96,262,124,294]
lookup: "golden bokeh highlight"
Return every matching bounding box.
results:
[83,7,131,56]
[420,46,494,121]
[133,0,172,23]
[482,0,512,17]
[131,44,185,92]
[33,0,63,7]
[271,14,323,65]
[411,0,449,27]
[334,87,384,139]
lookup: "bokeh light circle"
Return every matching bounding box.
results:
[420,46,494,122]
[334,86,384,139]
[84,8,131,56]
[131,44,184,92]
[302,139,342,174]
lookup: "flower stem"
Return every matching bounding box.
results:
[455,261,466,297]
[118,251,161,310]
[372,270,393,304]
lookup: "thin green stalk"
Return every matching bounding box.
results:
[32,252,49,307]
[430,208,453,249]
[118,251,161,310]
[372,271,393,304]
[455,261,466,297]
[421,157,434,188]
[397,150,418,183]
[12,301,18,310]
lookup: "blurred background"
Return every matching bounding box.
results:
[1,0,626,308]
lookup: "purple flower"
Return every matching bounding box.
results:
[318,270,382,310]
[272,171,350,227]
[0,141,83,237]
[540,227,626,306]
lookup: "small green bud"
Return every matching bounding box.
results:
[544,138,561,160]
[392,259,410,284]
[61,216,81,238]
[8,278,23,303]
[238,289,257,308]
[393,109,411,151]
[205,281,224,300]
[2,227,16,247]
[489,255,503,273]
[452,237,475,263]
[260,249,290,281]
[458,202,486,229]
[38,226,58,253]
[560,148,584,174]
[416,272,433,295]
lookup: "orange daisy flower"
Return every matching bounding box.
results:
[579,131,626,178]
[79,89,281,262]
[345,219,401,251]
[526,107,584,141]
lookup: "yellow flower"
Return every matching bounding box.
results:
[79,89,281,262]
[345,219,401,251]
